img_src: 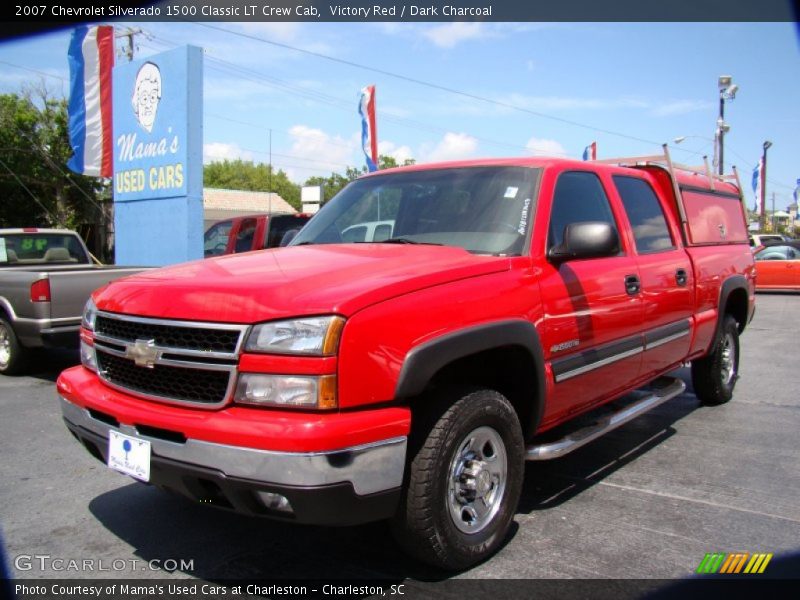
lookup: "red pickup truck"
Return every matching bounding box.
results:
[58,149,755,569]
[203,213,311,257]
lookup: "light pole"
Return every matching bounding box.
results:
[674,135,717,167]
[717,75,739,175]
[760,140,772,231]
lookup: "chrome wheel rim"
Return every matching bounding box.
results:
[0,324,10,369]
[447,426,507,534]
[720,332,736,387]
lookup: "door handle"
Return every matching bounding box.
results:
[676,268,688,286]
[625,274,641,296]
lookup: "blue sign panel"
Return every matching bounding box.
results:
[112,46,203,266]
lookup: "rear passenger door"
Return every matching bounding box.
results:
[612,175,694,376]
[539,170,643,424]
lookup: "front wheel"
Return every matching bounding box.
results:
[391,389,524,570]
[0,317,29,375]
[691,315,739,406]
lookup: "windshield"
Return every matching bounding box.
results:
[0,233,89,266]
[290,166,540,256]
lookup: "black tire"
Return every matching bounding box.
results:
[0,317,29,375]
[691,315,739,406]
[391,388,524,571]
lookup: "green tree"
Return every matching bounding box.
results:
[0,91,106,229]
[203,159,301,210]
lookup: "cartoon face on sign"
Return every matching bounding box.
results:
[131,62,161,133]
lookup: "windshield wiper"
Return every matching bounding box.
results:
[380,237,443,246]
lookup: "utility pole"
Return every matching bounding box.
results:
[771,193,776,232]
[115,28,142,61]
[716,76,738,175]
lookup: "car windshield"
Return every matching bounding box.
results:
[290,166,540,256]
[204,221,234,257]
[0,233,88,266]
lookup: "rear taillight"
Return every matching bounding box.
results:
[30,279,51,302]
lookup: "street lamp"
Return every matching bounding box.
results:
[717,75,739,175]
[760,140,772,231]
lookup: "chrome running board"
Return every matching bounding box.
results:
[525,376,686,461]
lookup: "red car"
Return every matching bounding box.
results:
[754,241,800,290]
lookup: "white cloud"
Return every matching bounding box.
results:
[203,142,254,164]
[378,140,414,164]
[424,132,479,162]
[423,23,489,48]
[525,138,568,157]
[284,125,357,181]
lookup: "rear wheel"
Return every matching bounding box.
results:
[391,389,524,570]
[0,317,29,375]
[691,315,739,406]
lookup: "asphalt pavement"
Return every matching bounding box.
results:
[1,293,798,590]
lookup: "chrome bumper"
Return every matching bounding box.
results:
[60,396,407,496]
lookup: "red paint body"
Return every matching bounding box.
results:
[58,157,756,452]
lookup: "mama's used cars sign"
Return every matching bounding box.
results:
[113,46,200,200]
[112,46,203,266]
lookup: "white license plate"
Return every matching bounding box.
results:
[108,431,151,482]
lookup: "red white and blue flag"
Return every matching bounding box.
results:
[358,85,378,172]
[582,141,597,161]
[67,25,114,178]
[752,158,764,214]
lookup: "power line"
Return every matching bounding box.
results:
[196,23,664,149]
[0,60,66,82]
[151,32,563,156]
[150,26,800,191]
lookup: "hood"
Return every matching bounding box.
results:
[94,244,511,323]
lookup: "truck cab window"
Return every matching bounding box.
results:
[548,171,618,250]
[613,176,675,254]
[234,219,257,253]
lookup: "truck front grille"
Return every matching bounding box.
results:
[96,352,231,405]
[92,312,248,408]
[95,315,242,354]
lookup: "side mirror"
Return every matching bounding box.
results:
[549,222,619,263]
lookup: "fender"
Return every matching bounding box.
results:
[394,320,546,434]
[710,275,750,350]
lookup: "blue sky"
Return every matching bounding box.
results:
[1,21,798,209]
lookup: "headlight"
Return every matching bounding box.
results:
[80,340,97,372]
[235,374,337,409]
[82,298,97,331]
[245,316,345,356]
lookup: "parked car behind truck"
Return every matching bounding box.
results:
[0,228,147,375]
[59,150,754,569]
[204,213,312,257]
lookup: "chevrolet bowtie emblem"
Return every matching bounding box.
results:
[125,339,161,368]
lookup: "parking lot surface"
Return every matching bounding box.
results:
[1,294,798,587]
